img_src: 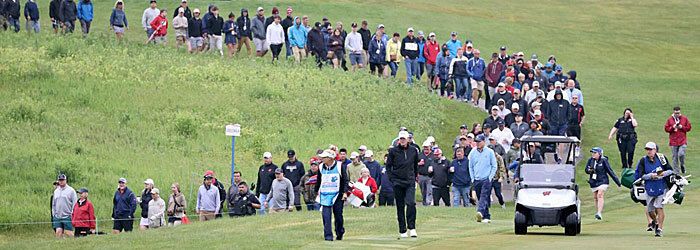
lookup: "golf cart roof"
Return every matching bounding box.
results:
[519,135,580,144]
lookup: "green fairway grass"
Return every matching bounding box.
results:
[1,0,699,248]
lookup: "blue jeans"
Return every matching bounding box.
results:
[258,193,268,215]
[8,17,20,32]
[452,185,471,207]
[491,181,504,205]
[321,198,344,240]
[454,77,468,100]
[146,28,154,39]
[306,202,321,211]
[473,179,492,219]
[389,62,399,77]
[404,58,419,85]
[285,40,292,58]
[26,20,40,33]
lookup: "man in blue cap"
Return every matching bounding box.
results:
[468,134,497,223]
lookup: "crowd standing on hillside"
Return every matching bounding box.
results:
[5,0,690,240]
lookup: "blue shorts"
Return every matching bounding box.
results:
[225,35,237,45]
[52,216,74,231]
[349,53,363,65]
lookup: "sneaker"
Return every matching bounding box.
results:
[475,212,483,222]
[646,223,654,232]
[409,229,418,238]
[399,232,408,238]
[681,166,686,174]
[482,219,491,224]
[336,235,343,241]
[595,213,602,220]
[648,221,658,232]
[501,204,506,209]
[655,228,663,237]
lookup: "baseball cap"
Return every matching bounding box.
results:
[554,81,563,87]
[516,51,524,57]
[351,22,358,28]
[488,134,496,140]
[429,32,435,37]
[318,149,336,158]
[644,142,657,150]
[179,8,185,13]
[532,81,540,87]
[78,187,89,193]
[398,130,410,139]
[433,148,443,155]
[263,152,272,159]
[144,178,154,185]
[287,149,296,157]
[274,168,283,174]
[57,174,67,180]
[151,188,160,194]
[466,42,473,47]
[512,103,520,110]
[377,24,385,29]
[364,150,374,158]
[407,27,414,32]
[459,135,468,140]
[500,46,507,51]
[350,152,360,159]
[358,145,367,151]
[531,101,541,107]
[467,133,475,138]
[531,54,538,60]
[460,124,468,129]
[426,136,436,143]
[193,8,200,13]
[534,110,542,116]
[422,140,431,147]
[418,31,424,36]
[256,7,264,12]
[204,174,213,179]
[181,0,187,2]
[118,177,127,183]
[497,120,505,126]
[450,31,457,36]
[545,62,553,68]
[491,105,499,111]
[491,52,498,58]
[590,147,603,154]
[555,65,563,71]
[497,82,505,87]
[150,0,157,3]
[475,134,486,142]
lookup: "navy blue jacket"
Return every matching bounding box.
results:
[112,187,137,218]
[380,166,394,193]
[24,0,39,21]
[585,156,620,188]
[451,157,470,186]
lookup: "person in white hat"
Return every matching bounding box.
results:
[315,149,349,241]
[401,27,420,85]
[348,151,366,182]
[358,145,368,161]
[634,142,674,237]
[255,151,278,215]
[147,188,165,228]
[363,150,382,186]
[387,130,420,238]
[112,178,137,234]
[172,7,189,50]
[138,178,155,230]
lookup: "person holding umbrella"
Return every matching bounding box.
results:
[585,147,621,220]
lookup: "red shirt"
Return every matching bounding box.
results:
[486,61,504,86]
[72,199,96,229]
[150,15,169,36]
[358,176,378,194]
[665,115,692,146]
[423,41,440,65]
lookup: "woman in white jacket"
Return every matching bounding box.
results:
[265,16,285,62]
[148,188,166,228]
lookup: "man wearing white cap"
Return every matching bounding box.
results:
[387,130,420,238]
[363,150,382,187]
[524,81,544,103]
[138,178,155,230]
[147,188,165,228]
[358,145,368,161]
[315,149,349,241]
[424,32,440,88]
[255,152,278,215]
[112,178,137,234]
[634,142,674,237]
[401,27,420,85]
[172,8,188,50]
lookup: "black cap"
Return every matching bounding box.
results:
[57,174,67,180]
[475,134,485,142]
[274,168,283,174]
[460,124,468,129]
[351,22,358,28]
[150,0,157,3]
[204,174,213,179]
[314,22,321,28]
[497,120,505,126]
[491,52,498,58]
[287,150,296,157]
[78,187,89,193]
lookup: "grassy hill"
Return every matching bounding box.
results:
[1,0,699,248]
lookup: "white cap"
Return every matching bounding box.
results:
[398,131,410,139]
[491,105,499,111]
[534,110,542,116]
[512,103,520,110]
[555,81,562,87]
[531,101,541,107]
[358,145,367,151]
[318,149,336,158]
[151,188,160,194]
[263,152,272,159]
[644,142,657,150]
[467,133,475,138]
[179,8,185,13]
[144,179,154,185]
[428,32,435,37]
[497,82,505,87]
[364,150,374,158]
[422,140,432,147]
[350,152,360,159]
[257,7,264,12]
[426,136,436,143]
[466,42,473,47]
[193,8,200,13]
[407,27,414,32]
[532,81,540,87]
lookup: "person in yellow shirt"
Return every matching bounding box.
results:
[386,32,402,78]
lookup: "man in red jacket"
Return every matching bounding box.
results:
[149,9,169,44]
[485,53,504,110]
[664,106,692,174]
[72,188,96,237]
[423,32,440,91]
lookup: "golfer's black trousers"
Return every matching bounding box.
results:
[393,184,416,233]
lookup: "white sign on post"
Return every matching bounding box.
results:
[225,124,241,137]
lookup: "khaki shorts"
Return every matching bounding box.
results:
[470,79,485,90]
[199,211,216,221]
[647,195,664,212]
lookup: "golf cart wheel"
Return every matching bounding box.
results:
[514,211,527,235]
[576,221,581,235]
[564,212,578,236]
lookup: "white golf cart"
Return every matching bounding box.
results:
[514,136,581,236]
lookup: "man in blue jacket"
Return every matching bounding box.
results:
[445,32,462,58]
[468,49,486,106]
[635,142,674,237]
[288,16,308,63]
[469,134,497,223]
[452,147,471,207]
[23,0,39,33]
[76,0,92,36]
[112,178,138,234]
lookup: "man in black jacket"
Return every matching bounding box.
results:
[187,9,204,53]
[5,0,20,32]
[314,149,349,241]
[429,149,452,206]
[48,0,61,32]
[227,182,260,217]
[386,130,419,238]
[546,89,570,136]
[59,0,77,33]
[282,150,305,211]
[400,27,420,85]
[307,22,326,69]
[280,7,294,59]
[235,8,252,55]
[172,0,191,19]
[255,152,278,215]
[358,20,371,66]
